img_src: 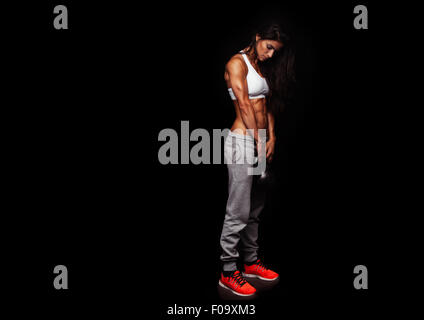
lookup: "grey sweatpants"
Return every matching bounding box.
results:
[220,131,267,271]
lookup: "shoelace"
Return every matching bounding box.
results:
[230,272,247,287]
[255,259,268,272]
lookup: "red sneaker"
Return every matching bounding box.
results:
[219,270,257,296]
[243,259,279,281]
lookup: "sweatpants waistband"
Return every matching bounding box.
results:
[226,131,255,144]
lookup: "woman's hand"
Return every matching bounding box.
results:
[266,138,276,162]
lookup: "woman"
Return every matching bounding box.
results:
[219,22,295,297]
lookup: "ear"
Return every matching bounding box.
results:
[255,34,261,42]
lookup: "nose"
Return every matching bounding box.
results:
[267,50,274,59]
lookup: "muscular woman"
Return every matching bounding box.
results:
[219,23,295,297]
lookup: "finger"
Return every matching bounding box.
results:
[266,147,271,158]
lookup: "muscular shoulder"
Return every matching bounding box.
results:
[225,54,247,76]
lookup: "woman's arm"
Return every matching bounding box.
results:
[225,57,260,142]
[266,109,276,141]
[266,109,276,162]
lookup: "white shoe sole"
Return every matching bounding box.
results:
[242,272,279,281]
[218,280,256,297]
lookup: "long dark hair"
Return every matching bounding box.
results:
[244,22,296,116]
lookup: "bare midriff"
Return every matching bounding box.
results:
[230,98,268,136]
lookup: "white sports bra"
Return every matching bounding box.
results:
[228,51,269,100]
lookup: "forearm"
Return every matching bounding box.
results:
[239,102,260,141]
[267,111,276,141]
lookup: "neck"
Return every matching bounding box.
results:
[244,47,258,65]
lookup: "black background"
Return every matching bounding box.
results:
[3,0,418,318]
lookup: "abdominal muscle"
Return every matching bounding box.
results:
[230,98,268,138]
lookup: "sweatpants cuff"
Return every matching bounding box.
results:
[243,252,258,264]
[222,261,237,272]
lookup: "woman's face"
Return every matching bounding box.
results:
[255,35,283,61]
